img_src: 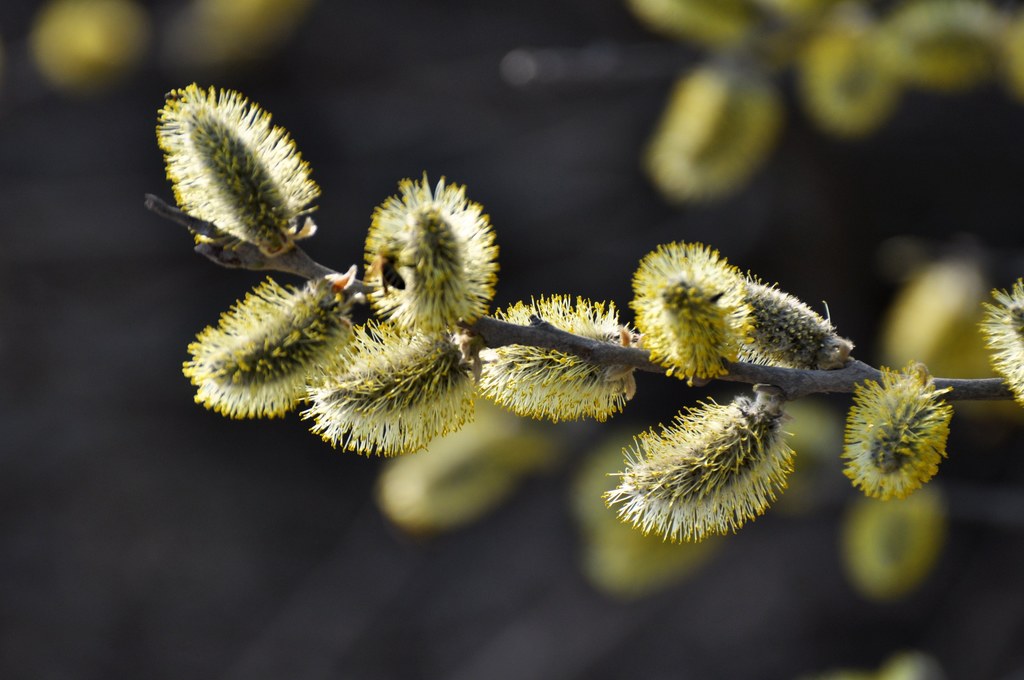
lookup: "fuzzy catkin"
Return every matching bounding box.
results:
[741,279,853,370]
[157,84,320,255]
[632,242,751,382]
[478,295,637,422]
[305,323,476,456]
[644,65,782,203]
[979,279,1024,405]
[365,175,498,333]
[798,11,901,138]
[875,0,999,92]
[184,277,353,419]
[606,391,794,542]
[842,362,953,499]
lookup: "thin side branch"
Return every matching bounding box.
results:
[146,195,1016,403]
[144,194,342,280]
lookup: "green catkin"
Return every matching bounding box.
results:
[184,276,353,419]
[741,278,853,369]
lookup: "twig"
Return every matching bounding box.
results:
[144,194,343,280]
[464,318,1013,401]
[146,195,1016,404]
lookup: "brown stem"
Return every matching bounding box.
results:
[144,194,343,280]
[147,194,1016,403]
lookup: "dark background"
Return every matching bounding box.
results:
[2,1,1024,678]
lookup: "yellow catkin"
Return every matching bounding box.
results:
[606,389,794,542]
[184,277,354,419]
[573,432,721,599]
[632,242,751,382]
[478,296,637,422]
[799,8,901,137]
[157,84,320,256]
[842,362,953,499]
[164,0,314,70]
[875,0,1000,93]
[30,0,150,94]
[753,0,840,20]
[979,278,1024,406]
[365,175,499,333]
[841,487,947,600]
[624,0,759,47]
[645,65,783,202]
[305,323,476,456]
[376,402,557,536]
[1001,11,1024,102]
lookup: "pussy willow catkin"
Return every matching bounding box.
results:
[157,83,320,255]
[607,389,794,542]
[305,322,476,456]
[365,175,498,333]
[184,276,353,419]
[478,295,637,422]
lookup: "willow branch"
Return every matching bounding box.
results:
[144,194,343,280]
[146,194,1015,403]
[464,317,1012,401]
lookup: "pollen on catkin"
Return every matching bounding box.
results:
[183,276,354,419]
[632,242,750,383]
[157,83,320,256]
[798,8,901,137]
[365,175,499,333]
[605,389,795,542]
[478,295,638,423]
[304,322,476,456]
[644,65,783,203]
[741,278,853,370]
[979,279,1024,405]
[875,0,1000,92]
[842,362,953,500]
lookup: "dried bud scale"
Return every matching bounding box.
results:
[842,362,953,500]
[606,389,795,542]
[183,277,354,419]
[478,295,637,423]
[305,323,476,456]
[365,175,499,333]
[741,278,853,370]
[632,242,751,383]
[157,84,320,256]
